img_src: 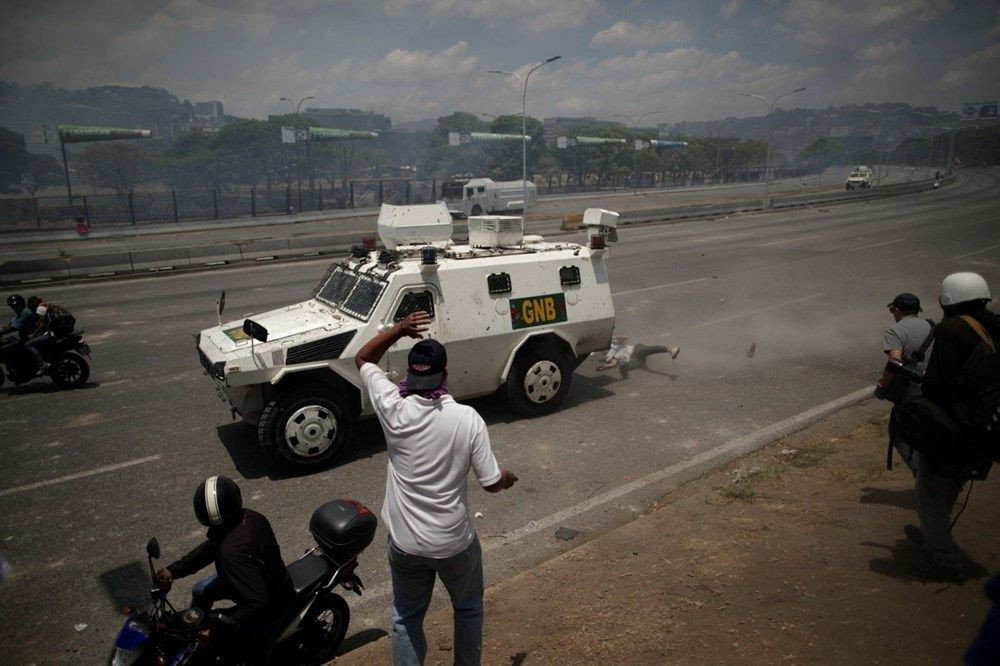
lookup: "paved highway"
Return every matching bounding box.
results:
[0,168,995,664]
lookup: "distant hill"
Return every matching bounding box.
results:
[0,81,194,157]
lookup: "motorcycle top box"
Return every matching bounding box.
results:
[309,499,377,565]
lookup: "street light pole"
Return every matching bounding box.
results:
[861,105,908,187]
[281,95,315,210]
[740,87,805,206]
[615,111,660,192]
[489,55,560,225]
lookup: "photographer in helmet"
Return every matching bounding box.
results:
[155,476,292,665]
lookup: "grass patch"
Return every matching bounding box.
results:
[789,442,836,468]
[719,485,758,503]
[755,461,789,483]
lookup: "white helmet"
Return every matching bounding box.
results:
[940,272,992,307]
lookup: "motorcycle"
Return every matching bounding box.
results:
[0,332,91,389]
[109,499,377,666]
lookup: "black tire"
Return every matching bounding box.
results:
[258,382,354,469]
[0,365,5,389]
[470,204,483,216]
[50,353,89,389]
[289,593,350,665]
[505,341,573,417]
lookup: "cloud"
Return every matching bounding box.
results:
[382,0,604,31]
[356,42,479,84]
[780,0,952,52]
[720,0,743,19]
[589,19,695,49]
[857,38,910,61]
[937,43,1000,89]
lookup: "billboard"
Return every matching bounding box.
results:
[557,136,626,148]
[58,125,152,143]
[961,101,998,120]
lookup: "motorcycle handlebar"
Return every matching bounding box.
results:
[209,612,237,629]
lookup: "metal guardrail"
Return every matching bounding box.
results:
[0,174,954,287]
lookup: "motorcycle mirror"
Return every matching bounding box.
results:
[242,319,268,343]
[146,537,160,560]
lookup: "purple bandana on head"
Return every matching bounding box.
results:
[399,373,449,400]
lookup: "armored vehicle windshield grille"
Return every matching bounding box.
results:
[286,330,357,365]
[340,274,386,320]
[316,266,358,306]
[394,291,435,321]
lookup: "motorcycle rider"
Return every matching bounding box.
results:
[155,476,293,665]
[24,296,50,374]
[0,295,38,374]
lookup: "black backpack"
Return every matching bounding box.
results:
[46,303,76,337]
[950,315,1000,461]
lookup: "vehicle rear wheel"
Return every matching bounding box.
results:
[50,352,90,389]
[258,383,354,469]
[288,592,350,665]
[505,341,573,417]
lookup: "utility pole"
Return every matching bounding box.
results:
[740,87,806,206]
[280,95,315,210]
[616,112,660,192]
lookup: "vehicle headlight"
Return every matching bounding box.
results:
[110,646,142,666]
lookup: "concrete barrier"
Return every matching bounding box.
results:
[66,251,136,278]
[287,236,346,255]
[188,243,243,266]
[129,247,193,272]
[0,257,70,283]
[236,238,292,261]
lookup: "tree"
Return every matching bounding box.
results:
[0,126,61,195]
[81,142,155,194]
[799,137,846,167]
[162,131,219,192]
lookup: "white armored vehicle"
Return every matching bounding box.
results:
[440,177,538,218]
[845,165,873,190]
[197,203,617,469]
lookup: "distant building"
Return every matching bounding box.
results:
[305,107,391,132]
[194,101,224,121]
[543,116,623,143]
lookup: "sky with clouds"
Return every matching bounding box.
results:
[1,0,997,124]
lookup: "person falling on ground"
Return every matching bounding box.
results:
[596,336,680,379]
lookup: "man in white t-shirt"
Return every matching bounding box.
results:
[355,311,517,666]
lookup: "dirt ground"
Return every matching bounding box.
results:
[336,399,999,665]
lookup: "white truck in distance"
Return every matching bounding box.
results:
[440,177,538,219]
[196,203,617,469]
[845,166,873,190]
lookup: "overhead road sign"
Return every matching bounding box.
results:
[635,139,689,150]
[308,127,378,141]
[557,136,627,148]
[449,132,530,146]
[57,125,152,143]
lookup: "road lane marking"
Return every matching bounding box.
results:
[757,234,821,247]
[847,238,903,252]
[688,293,825,329]
[0,455,161,498]
[352,385,873,612]
[613,277,709,297]
[954,242,1000,260]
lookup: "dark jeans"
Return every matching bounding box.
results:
[190,574,287,666]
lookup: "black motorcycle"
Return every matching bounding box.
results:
[109,499,377,665]
[0,333,91,390]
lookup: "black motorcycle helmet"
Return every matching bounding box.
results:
[7,294,25,312]
[193,476,243,527]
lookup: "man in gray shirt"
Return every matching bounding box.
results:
[876,292,934,405]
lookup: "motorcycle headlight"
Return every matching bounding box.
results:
[110,646,142,666]
[111,619,150,665]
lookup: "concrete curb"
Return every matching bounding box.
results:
[0,175,953,287]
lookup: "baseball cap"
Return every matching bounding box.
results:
[407,339,447,391]
[887,292,921,312]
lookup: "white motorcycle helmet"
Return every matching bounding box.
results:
[939,272,992,307]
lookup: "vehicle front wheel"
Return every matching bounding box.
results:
[50,352,90,389]
[470,204,483,216]
[258,383,354,469]
[505,342,573,417]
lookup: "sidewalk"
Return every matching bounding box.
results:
[337,399,998,665]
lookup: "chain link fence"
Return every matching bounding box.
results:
[0,166,818,233]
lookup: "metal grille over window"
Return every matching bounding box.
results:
[312,264,338,298]
[488,272,512,294]
[317,267,357,306]
[394,291,435,322]
[559,266,581,286]
[341,274,386,320]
